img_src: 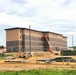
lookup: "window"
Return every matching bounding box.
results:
[20,36,21,39]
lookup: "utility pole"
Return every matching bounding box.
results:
[72,35,74,50]
[29,25,31,53]
[72,35,74,47]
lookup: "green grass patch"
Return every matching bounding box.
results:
[5,53,14,56]
[0,54,5,60]
[0,69,76,75]
[0,53,14,60]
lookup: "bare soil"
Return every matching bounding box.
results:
[0,61,76,71]
[0,53,76,71]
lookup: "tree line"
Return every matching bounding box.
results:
[0,45,5,48]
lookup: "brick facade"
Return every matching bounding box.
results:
[5,27,67,52]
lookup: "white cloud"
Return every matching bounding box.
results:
[0,0,76,46]
[0,13,35,27]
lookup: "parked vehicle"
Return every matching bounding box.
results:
[49,57,76,62]
[36,56,76,63]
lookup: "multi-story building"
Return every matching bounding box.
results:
[5,27,67,52]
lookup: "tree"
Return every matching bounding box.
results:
[0,45,5,48]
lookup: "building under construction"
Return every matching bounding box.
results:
[5,27,67,52]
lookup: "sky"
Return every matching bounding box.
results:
[0,0,76,47]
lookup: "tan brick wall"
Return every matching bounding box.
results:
[62,37,67,41]
[49,33,57,38]
[23,30,43,37]
[57,35,62,39]
[6,29,21,41]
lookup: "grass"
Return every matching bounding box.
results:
[0,53,14,60]
[0,54,5,60]
[0,69,76,75]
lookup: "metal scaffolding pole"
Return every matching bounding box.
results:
[29,25,31,53]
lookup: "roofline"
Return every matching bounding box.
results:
[5,27,22,30]
[5,27,43,33]
[43,31,62,35]
[62,36,67,38]
[5,27,66,37]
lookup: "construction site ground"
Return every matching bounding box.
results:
[0,52,76,71]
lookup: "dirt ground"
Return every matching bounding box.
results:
[0,62,76,71]
[0,53,76,71]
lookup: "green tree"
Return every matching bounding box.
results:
[0,45,5,48]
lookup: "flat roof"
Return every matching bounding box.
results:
[5,27,42,33]
[5,27,66,37]
[43,31,62,35]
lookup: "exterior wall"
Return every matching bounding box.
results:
[49,33,62,50]
[56,34,63,50]
[49,33,58,50]
[30,31,43,52]
[6,29,20,41]
[5,27,67,52]
[48,33,67,50]
[6,29,21,52]
[62,37,67,50]
[22,29,44,52]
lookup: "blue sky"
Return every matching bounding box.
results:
[0,0,76,47]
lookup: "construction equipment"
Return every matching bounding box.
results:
[15,52,32,59]
[44,35,53,53]
[44,35,60,55]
